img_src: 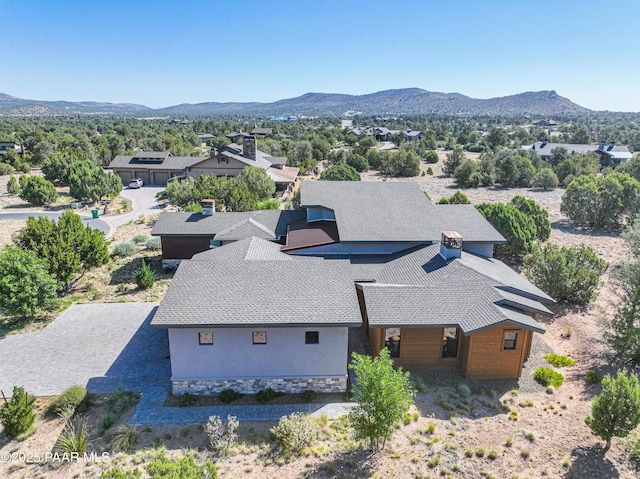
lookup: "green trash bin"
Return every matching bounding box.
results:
[91,209,99,219]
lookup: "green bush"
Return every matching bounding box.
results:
[145,237,161,250]
[112,241,138,257]
[544,354,576,367]
[107,388,139,415]
[476,202,537,257]
[109,424,139,452]
[0,386,36,438]
[132,234,149,244]
[19,175,58,206]
[301,390,316,403]
[48,385,88,417]
[205,415,238,455]
[56,419,89,454]
[426,166,433,175]
[7,175,19,195]
[218,389,243,404]
[531,168,559,190]
[510,196,551,242]
[586,370,603,385]
[320,164,361,181]
[100,413,115,431]
[346,154,369,172]
[534,368,564,388]
[256,387,284,404]
[135,259,155,290]
[523,243,607,304]
[145,452,218,479]
[100,467,142,479]
[0,162,13,175]
[255,199,280,210]
[453,159,480,186]
[270,412,319,456]
[179,393,196,407]
[425,151,439,164]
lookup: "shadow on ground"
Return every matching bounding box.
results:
[565,445,620,479]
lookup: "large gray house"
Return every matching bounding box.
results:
[151,181,553,395]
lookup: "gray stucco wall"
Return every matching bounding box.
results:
[168,326,349,381]
[462,243,494,258]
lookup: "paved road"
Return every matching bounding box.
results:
[0,303,169,397]
[0,211,111,235]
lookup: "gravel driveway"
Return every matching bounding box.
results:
[0,303,169,397]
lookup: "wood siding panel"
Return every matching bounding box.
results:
[394,328,462,370]
[369,328,384,356]
[161,236,213,260]
[464,327,530,379]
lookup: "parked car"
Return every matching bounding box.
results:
[129,178,144,188]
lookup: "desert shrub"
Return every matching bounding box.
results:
[523,243,607,304]
[179,393,196,407]
[48,385,88,417]
[443,146,465,176]
[19,175,58,206]
[0,162,13,175]
[0,386,36,438]
[554,159,577,185]
[100,467,142,479]
[135,259,155,290]
[218,389,243,404]
[112,241,138,257]
[534,368,564,388]
[56,419,89,454]
[476,202,537,257]
[7,175,19,195]
[132,234,149,244]
[510,195,551,242]
[586,370,603,385]
[107,388,139,415]
[453,159,480,186]
[145,453,218,479]
[624,431,640,465]
[270,412,319,456]
[145,237,161,250]
[561,172,640,230]
[319,164,360,181]
[426,166,433,175]
[255,199,280,210]
[381,149,421,177]
[544,354,576,367]
[425,150,439,164]
[109,424,139,452]
[585,370,640,448]
[346,154,369,172]
[256,387,284,404]
[531,167,559,190]
[100,413,115,431]
[301,390,316,403]
[450,191,471,204]
[495,153,536,187]
[205,415,238,455]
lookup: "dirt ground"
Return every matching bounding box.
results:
[1,161,640,478]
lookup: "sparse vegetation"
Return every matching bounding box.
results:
[270,412,318,456]
[544,354,576,368]
[534,368,565,388]
[47,385,88,417]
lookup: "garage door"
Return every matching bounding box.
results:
[135,172,151,185]
[153,172,169,185]
[117,171,133,184]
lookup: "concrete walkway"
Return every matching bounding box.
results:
[129,390,356,424]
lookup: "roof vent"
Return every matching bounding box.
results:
[599,141,605,150]
[201,199,215,216]
[439,231,462,260]
[607,141,615,151]
[540,140,547,149]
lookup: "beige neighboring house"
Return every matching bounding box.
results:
[108,136,299,188]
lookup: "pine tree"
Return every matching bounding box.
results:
[135,259,155,290]
[0,386,36,438]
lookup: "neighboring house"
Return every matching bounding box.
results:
[226,131,250,143]
[533,119,558,127]
[523,141,633,166]
[404,129,424,141]
[108,152,207,186]
[0,141,22,155]
[108,137,299,188]
[186,136,299,190]
[151,181,550,393]
[374,127,400,141]
[250,127,273,136]
[196,133,215,145]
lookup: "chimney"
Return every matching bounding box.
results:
[607,141,615,151]
[599,141,605,150]
[439,231,463,260]
[201,199,215,216]
[243,136,257,159]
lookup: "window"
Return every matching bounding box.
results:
[199,332,213,345]
[252,331,267,344]
[385,328,401,358]
[503,331,518,350]
[442,327,459,358]
[305,331,319,344]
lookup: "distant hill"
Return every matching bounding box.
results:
[0,88,591,117]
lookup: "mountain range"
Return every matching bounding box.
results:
[0,88,591,117]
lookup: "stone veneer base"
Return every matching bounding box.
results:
[172,376,348,395]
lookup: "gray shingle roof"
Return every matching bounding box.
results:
[151,210,306,239]
[524,142,632,161]
[299,181,504,243]
[191,236,292,261]
[357,243,551,333]
[151,260,362,328]
[109,153,207,171]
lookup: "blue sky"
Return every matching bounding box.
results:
[2,0,639,111]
